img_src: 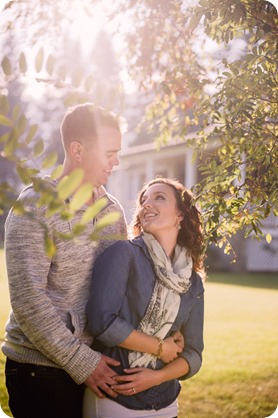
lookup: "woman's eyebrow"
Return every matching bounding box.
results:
[142,191,167,199]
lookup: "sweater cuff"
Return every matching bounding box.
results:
[64,344,101,384]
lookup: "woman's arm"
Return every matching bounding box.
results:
[111,275,204,394]
[86,241,181,363]
[179,283,204,380]
[111,357,189,395]
[118,330,182,364]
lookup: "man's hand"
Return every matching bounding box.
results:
[84,354,120,398]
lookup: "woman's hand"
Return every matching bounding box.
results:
[111,367,162,395]
[170,330,185,350]
[160,336,182,363]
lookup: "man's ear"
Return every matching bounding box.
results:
[70,141,83,162]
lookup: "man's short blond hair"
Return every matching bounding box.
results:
[60,103,123,151]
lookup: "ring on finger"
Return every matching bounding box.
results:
[131,387,136,394]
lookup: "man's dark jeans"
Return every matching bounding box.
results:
[5,358,85,418]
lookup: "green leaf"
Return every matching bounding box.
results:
[19,52,27,73]
[44,231,56,258]
[35,47,44,72]
[16,166,39,184]
[0,114,12,126]
[12,103,21,121]
[33,139,44,157]
[57,169,84,200]
[192,149,198,164]
[94,211,121,232]
[1,56,12,76]
[0,94,10,113]
[51,164,63,180]
[69,183,93,212]
[266,233,272,244]
[12,200,26,215]
[0,132,9,143]
[81,197,108,224]
[72,223,86,235]
[17,114,27,135]
[46,54,54,75]
[188,9,203,32]
[42,151,58,169]
[4,135,17,157]
[25,124,38,144]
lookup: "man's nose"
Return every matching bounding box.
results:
[113,155,120,166]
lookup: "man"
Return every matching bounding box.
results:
[2,103,127,418]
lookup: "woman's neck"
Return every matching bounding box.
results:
[151,233,177,259]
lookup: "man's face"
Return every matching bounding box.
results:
[82,126,121,187]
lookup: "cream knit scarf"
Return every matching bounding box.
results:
[128,232,193,368]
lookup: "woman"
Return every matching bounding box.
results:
[84,177,205,418]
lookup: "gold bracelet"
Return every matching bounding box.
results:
[155,337,164,359]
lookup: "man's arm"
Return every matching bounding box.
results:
[5,206,104,386]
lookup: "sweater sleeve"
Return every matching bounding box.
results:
[5,205,101,384]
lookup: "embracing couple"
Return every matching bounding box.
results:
[2,103,205,418]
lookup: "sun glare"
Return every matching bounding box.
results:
[20,0,136,99]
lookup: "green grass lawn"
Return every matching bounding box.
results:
[0,249,277,417]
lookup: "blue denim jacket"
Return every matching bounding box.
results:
[86,236,204,411]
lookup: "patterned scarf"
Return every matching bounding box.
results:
[128,232,193,368]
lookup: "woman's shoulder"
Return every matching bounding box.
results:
[96,236,144,259]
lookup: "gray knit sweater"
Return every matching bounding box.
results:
[2,178,127,384]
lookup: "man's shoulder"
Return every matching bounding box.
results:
[105,190,122,208]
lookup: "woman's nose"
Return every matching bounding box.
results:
[142,199,152,208]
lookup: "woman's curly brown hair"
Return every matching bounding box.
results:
[131,177,206,278]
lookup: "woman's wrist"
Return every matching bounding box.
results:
[154,337,164,359]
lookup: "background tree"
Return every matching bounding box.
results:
[107,0,278,254]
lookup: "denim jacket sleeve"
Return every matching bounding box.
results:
[179,273,204,380]
[86,241,134,346]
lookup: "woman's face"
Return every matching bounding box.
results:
[138,183,183,238]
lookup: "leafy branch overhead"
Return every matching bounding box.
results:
[0,0,277,257]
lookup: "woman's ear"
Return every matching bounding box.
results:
[178,213,184,222]
[70,141,83,162]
